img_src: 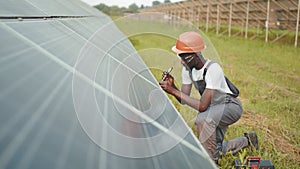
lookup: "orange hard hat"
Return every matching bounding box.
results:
[172,31,206,54]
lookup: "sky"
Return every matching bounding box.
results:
[81,0,182,8]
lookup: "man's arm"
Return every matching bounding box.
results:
[179,84,192,104]
[159,78,213,112]
[172,88,214,112]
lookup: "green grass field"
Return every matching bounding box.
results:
[114,16,300,168]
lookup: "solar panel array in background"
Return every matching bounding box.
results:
[0,0,216,169]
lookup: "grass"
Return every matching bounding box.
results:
[209,34,300,168]
[113,15,300,168]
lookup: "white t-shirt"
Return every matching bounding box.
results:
[182,60,233,94]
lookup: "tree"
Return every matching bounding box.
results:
[94,3,110,15]
[128,3,139,13]
[152,1,161,6]
[164,0,171,3]
[110,5,122,16]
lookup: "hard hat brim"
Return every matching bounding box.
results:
[172,45,182,54]
[171,45,191,54]
[172,45,206,54]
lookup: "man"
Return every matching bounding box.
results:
[159,32,258,162]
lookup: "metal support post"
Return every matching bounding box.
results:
[245,0,250,38]
[206,4,210,32]
[266,0,270,42]
[295,0,300,47]
[217,4,220,35]
[229,2,233,37]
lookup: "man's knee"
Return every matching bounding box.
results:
[195,118,217,142]
[195,117,216,128]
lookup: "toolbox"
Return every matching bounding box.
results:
[234,156,275,169]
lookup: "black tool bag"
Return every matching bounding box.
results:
[189,61,240,97]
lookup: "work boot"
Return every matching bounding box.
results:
[244,132,259,150]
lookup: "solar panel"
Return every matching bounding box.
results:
[0,0,216,168]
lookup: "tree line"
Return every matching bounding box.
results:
[94,0,172,16]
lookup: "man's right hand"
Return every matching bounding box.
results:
[159,74,176,94]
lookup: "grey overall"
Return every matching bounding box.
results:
[190,62,248,160]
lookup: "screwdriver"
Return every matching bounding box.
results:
[161,67,173,81]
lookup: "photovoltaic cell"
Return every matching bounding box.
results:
[0,0,217,168]
[27,0,98,16]
[0,0,45,16]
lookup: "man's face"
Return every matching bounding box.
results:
[179,53,196,71]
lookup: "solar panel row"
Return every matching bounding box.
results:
[0,0,216,168]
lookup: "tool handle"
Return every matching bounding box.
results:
[161,67,173,81]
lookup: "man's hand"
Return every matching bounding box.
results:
[159,74,176,94]
[161,67,173,81]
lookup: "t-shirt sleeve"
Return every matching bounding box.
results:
[205,63,224,89]
[182,67,192,84]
